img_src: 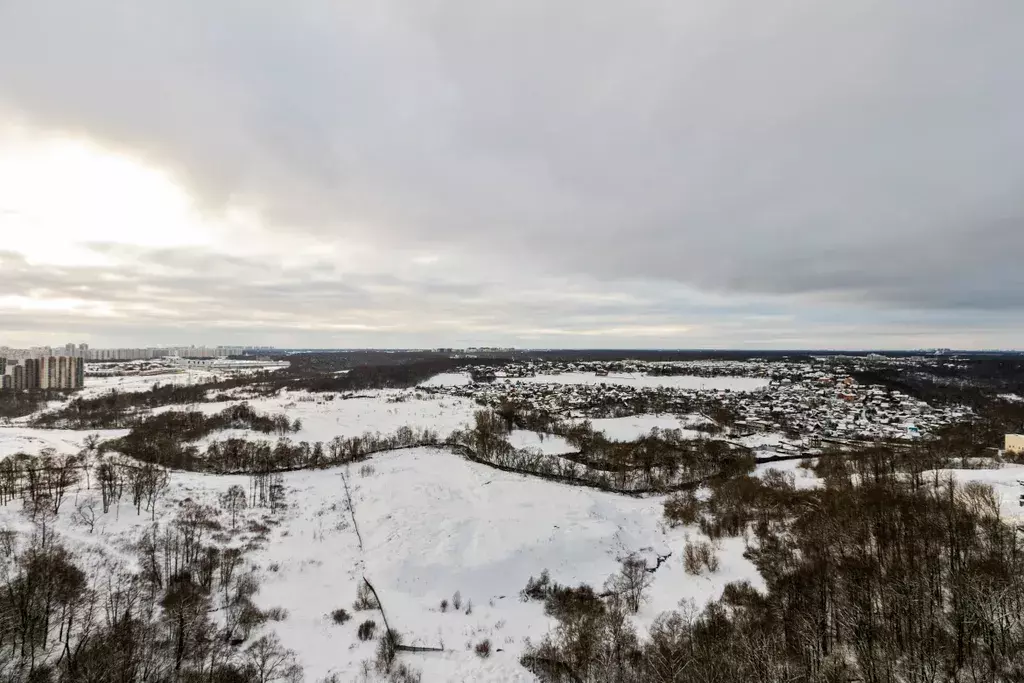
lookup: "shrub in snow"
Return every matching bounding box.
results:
[465,599,473,615]
[440,599,448,613]
[264,606,289,622]
[521,570,552,601]
[475,639,492,658]
[357,619,377,641]
[236,601,268,639]
[663,491,701,526]
[452,590,462,611]
[331,608,351,625]
[375,629,402,673]
[544,584,605,623]
[353,582,379,611]
[683,540,718,575]
[388,663,422,683]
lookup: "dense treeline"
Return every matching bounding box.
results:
[106,406,441,474]
[114,404,300,445]
[927,399,1024,464]
[0,390,74,420]
[525,447,1024,682]
[33,384,234,430]
[101,406,301,472]
[197,426,441,474]
[852,357,1024,409]
[277,356,505,394]
[456,409,753,494]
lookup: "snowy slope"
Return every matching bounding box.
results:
[0,444,759,682]
[0,426,130,458]
[253,448,758,681]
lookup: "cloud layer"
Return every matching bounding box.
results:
[1,1,1022,348]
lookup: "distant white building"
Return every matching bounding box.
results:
[1006,434,1024,454]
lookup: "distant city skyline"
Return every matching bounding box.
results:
[0,343,259,359]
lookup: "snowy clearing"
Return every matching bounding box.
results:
[420,372,473,387]
[937,464,1024,521]
[507,430,574,455]
[754,459,823,490]
[588,414,709,441]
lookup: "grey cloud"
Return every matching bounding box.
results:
[3,244,1023,350]
[1,1,1023,347]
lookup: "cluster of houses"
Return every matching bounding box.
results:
[726,373,968,441]
[424,358,970,442]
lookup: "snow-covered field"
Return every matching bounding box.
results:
[259,448,758,681]
[735,432,789,450]
[0,426,129,457]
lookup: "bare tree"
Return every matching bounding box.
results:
[79,433,101,489]
[245,633,302,683]
[144,465,170,520]
[74,498,99,534]
[221,484,248,530]
[609,553,653,613]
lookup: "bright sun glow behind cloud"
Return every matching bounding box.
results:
[0,126,213,267]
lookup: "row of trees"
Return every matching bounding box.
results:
[34,384,216,429]
[0,389,73,420]
[109,410,442,474]
[0,448,176,523]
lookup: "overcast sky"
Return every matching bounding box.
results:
[1,1,1022,350]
